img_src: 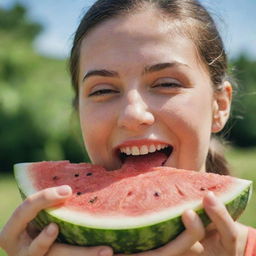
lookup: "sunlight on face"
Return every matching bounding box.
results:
[78,8,216,171]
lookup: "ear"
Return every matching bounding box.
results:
[212,81,232,133]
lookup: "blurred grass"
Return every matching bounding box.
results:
[0,174,21,227]
[0,147,255,255]
[227,147,256,227]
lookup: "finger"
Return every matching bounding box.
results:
[203,191,238,251]
[159,210,205,255]
[4,185,72,239]
[28,223,59,256]
[116,210,205,256]
[47,243,113,256]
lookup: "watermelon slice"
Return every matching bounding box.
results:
[14,159,252,254]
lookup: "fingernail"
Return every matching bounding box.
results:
[46,223,58,236]
[206,191,217,206]
[186,209,196,220]
[56,185,71,196]
[99,247,112,256]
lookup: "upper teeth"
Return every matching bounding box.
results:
[120,144,168,156]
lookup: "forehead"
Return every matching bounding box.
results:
[79,8,203,75]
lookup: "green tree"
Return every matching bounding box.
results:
[0,4,87,173]
[226,54,256,147]
[0,3,42,41]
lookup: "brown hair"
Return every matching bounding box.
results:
[69,0,232,175]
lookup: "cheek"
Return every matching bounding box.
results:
[171,108,212,153]
[79,100,117,149]
[160,93,213,133]
[158,93,213,169]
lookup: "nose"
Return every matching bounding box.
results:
[117,89,155,131]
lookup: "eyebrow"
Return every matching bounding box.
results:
[83,69,119,82]
[143,61,189,74]
[82,61,188,82]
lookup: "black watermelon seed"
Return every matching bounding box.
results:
[86,172,93,176]
[200,187,206,191]
[89,196,98,203]
[74,173,79,177]
[76,192,82,196]
[52,176,58,180]
[154,192,160,197]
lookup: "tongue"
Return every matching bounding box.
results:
[121,151,168,170]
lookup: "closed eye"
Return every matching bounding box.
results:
[88,89,119,97]
[153,82,182,88]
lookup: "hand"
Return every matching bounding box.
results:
[0,185,113,256]
[115,209,206,256]
[115,192,248,256]
[190,191,248,256]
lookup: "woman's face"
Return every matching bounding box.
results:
[78,8,220,171]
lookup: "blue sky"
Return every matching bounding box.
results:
[1,0,255,59]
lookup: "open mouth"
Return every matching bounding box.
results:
[118,144,173,166]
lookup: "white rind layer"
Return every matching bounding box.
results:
[14,162,252,229]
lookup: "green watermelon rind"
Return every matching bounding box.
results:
[20,184,251,254]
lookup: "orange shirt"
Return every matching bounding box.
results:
[245,227,256,256]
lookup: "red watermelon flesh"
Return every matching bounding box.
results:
[15,154,252,254]
[28,152,235,217]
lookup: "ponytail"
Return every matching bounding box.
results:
[206,137,231,175]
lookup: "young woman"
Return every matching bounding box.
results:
[1,0,255,255]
